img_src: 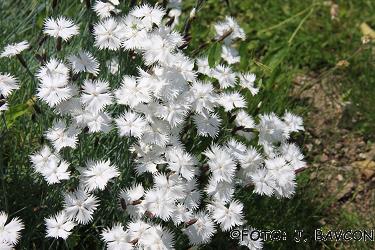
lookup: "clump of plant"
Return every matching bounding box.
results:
[0,0,306,249]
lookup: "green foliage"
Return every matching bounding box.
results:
[208,42,222,67]
[3,98,34,128]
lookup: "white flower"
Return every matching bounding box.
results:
[36,58,70,79]
[170,204,192,226]
[45,211,75,240]
[264,157,295,195]
[132,101,159,123]
[224,138,247,161]
[115,111,148,138]
[239,147,263,177]
[115,76,151,107]
[280,143,306,171]
[93,17,124,50]
[93,0,121,19]
[44,16,79,41]
[205,178,234,203]
[45,120,78,152]
[101,224,134,250]
[136,68,167,98]
[40,159,71,184]
[133,143,165,175]
[221,45,240,64]
[157,27,184,50]
[0,73,19,98]
[165,147,197,180]
[283,112,304,133]
[218,92,246,112]
[144,189,175,221]
[127,219,151,242]
[196,57,212,76]
[139,225,175,250]
[0,41,29,58]
[235,110,255,129]
[68,51,99,75]
[63,189,99,224]
[0,211,24,245]
[184,212,216,245]
[30,145,60,172]
[81,160,119,191]
[211,200,244,231]
[120,184,144,204]
[273,169,296,198]
[261,142,277,158]
[37,77,74,107]
[36,59,73,107]
[120,15,148,50]
[130,4,166,29]
[257,113,288,144]
[189,81,217,114]
[141,33,174,65]
[214,16,245,44]
[193,112,221,138]
[153,173,186,201]
[212,64,237,89]
[75,109,112,133]
[164,52,196,81]
[239,73,259,96]
[204,144,236,183]
[154,98,190,127]
[250,168,275,196]
[81,79,113,113]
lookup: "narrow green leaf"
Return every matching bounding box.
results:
[239,42,249,69]
[208,42,222,68]
[267,47,289,70]
[4,99,34,128]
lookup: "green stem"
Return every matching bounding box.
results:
[56,37,62,52]
[0,113,9,212]
[288,4,315,46]
[258,3,319,34]
[16,54,34,78]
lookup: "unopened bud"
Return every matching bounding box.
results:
[131,199,142,205]
[129,238,139,245]
[120,198,127,210]
[189,8,196,19]
[144,211,155,218]
[185,218,198,226]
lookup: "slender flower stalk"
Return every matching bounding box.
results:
[52,0,59,10]
[56,37,62,51]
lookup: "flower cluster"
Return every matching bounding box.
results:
[1,1,306,249]
[0,212,24,249]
